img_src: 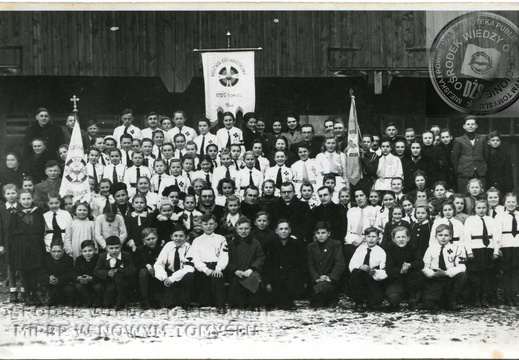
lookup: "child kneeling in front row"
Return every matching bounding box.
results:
[384,226,424,311]
[422,224,467,311]
[74,240,103,307]
[94,236,136,309]
[307,221,345,308]
[154,225,195,309]
[188,213,228,312]
[349,227,387,311]
[134,227,163,309]
[38,241,75,306]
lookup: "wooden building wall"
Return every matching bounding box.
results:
[0,11,431,92]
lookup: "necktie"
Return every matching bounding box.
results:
[276,167,283,188]
[249,170,254,186]
[92,165,99,188]
[157,148,162,159]
[189,212,194,230]
[363,248,371,266]
[157,175,162,193]
[302,161,309,182]
[143,158,149,167]
[481,217,489,247]
[123,127,128,134]
[226,131,231,148]
[200,136,205,157]
[255,159,261,171]
[328,153,335,173]
[136,167,141,180]
[448,219,454,237]
[175,178,179,188]
[112,166,118,184]
[356,208,364,235]
[511,212,518,237]
[205,173,211,186]
[234,160,239,169]
[101,155,106,166]
[125,151,131,166]
[52,213,63,242]
[225,167,231,179]
[439,245,447,270]
[186,173,191,182]
[10,207,16,214]
[173,246,180,272]
[492,208,497,218]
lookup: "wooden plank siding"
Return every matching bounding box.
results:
[0,11,437,92]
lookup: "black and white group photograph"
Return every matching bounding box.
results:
[0,3,518,358]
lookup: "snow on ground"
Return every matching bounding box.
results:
[0,294,518,359]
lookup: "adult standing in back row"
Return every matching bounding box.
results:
[24,108,64,160]
[451,117,489,194]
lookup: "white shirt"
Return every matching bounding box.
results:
[494,210,519,248]
[142,127,164,141]
[374,153,403,191]
[348,244,387,281]
[187,233,229,275]
[150,173,172,194]
[429,217,465,247]
[86,162,104,183]
[216,127,244,149]
[255,156,270,176]
[158,174,190,195]
[120,149,134,167]
[291,159,322,185]
[177,210,203,231]
[154,242,194,283]
[107,253,123,268]
[212,165,239,194]
[102,163,127,184]
[225,213,240,227]
[167,126,197,143]
[194,133,218,154]
[346,206,378,241]
[43,209,73,252]
[113,124,142,146]
[463,215,499,255]
[236,167,264,191]
[191,170,213,185]
[264,165,293,191]
[123,165,153,188]
[316,151,347,177]
[422,242,466,278]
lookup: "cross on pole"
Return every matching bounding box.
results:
[70,95,80,113]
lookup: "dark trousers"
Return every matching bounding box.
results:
[195,271,225,307]
[103,272,131,307]
[385,271,423,306]
[422,272,467,308]
[42,283,75,305]
[349,269,385,307]
[162,272,194,308]
[20,270,38,294]
[265,271,304,308]
[310,281,338,308]
[138,268,163,304]
[228,277,263,308]
[76,282,104,306]
[502,268,519,296]
[342,244,358,294]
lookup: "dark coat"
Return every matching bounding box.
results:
[134,244,163,270]
[267,197,312,242]
[8,207,46,270]
[0,203,22,249]
[422,144,447,185]
[289,139,323,159]
[256,132,277,156]
[25,149,56,184]
[125,212,153,248]
[401,155,431,192]
[242,127,257,151]
[381,220,411,249]
[409,221,432,257]
[251,228,277,248]
[307,239,345,283]
[451,134,489,177]
[385,243,424,281]
[24,122,64,158]
[312,202,347,241]
[439,142,456,189]
[226,235,265,274]
[241,202,262,224]
[38,253,75,285]
[94,251,136,280]
[62,126,91,150]
[487,147,514,194]
[263,236,306,285]
[0,166,27,191]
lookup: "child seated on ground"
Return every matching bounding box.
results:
[187,213,228,313]
[38,241,75,306]
[134,228,163,309]
[307,222,345,308]
[226,216,265,309]
[94,236,136,310]
[154,225,195,309]
[348,227,387,311]
[74,240,103,307]
[384,226,424,311]
[422,224,467,311]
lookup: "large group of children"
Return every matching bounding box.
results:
[0,107,517,313]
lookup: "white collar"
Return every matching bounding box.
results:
[107,253,122,261]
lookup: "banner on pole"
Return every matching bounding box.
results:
[201,51,255,123]
[59,117,91,203]
[345,94,362,186]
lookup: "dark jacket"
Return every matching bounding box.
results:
[290,139,323,159]
[251,228,277,248]
[38,253,75,285]
[74,254,100,280]
[94,251,136,280]
[401,155,431,192]
[385,243,424,281]
[381,220,411,249]
[451,134,489,177]
[422,144,447,185]
[134,244,163,270]
[263,236,306,285]
[267,197,312,242]
[0,203,22,249]
[24,122,64,158]
[307,239,345,283]
[312,202,347,241]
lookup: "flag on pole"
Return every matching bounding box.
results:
[345,92,362,186]
[59,116,91,203]
[201,51,255,123]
